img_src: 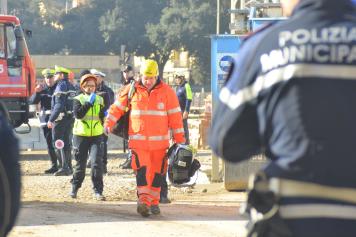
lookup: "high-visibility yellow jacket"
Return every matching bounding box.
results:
[73,93,104,137]
[105,80,185,150]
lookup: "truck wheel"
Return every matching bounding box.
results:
[0,106,21,237]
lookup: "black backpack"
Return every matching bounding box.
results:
[111,80,135,139]
[167,143,201,185]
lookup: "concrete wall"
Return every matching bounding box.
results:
[32,55,122,83]
[17,119,123,151]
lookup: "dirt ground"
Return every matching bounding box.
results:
[8,150,248,237]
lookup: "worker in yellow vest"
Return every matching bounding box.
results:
[69,74,106,201]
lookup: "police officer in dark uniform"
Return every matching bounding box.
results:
[90,69,115,174]
[0,102,20,237]
[175,75,193,145]
[119,65,136,170]
[210,0,356,236]
[48,65,76,176]
[29,68,59,174]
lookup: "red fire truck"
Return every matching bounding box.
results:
[0,15,36,129]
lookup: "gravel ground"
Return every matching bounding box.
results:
[9,150,247,237]
[20,150,232,204]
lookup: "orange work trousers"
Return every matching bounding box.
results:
[131,149,167,206]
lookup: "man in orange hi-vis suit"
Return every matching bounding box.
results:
[104,59,185,217]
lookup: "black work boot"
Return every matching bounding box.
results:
[69,186,78,199]
[137,203,150,217]
[48,149,58,172]
[160,176,171,204]
[159,197,171,204]
[44,166,58,174]
[55,149,72,176]
[150,205,161,215]
[93,192,106,201]
[54,168,72,176]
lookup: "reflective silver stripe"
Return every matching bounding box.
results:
[131,110,167,116]
[129,134,170,141]
[58,112,72,116]
[167,107,181,114]
[149,189,160,198]
[82,115,100,121]
[55,113,64,122]
[8,110,26,113]
[40,122,47,127]
[129,134,147,140]
[148,135,170,141]
[106,114,118,122]
[54,90,76,96]
[54,92,67,96]
[39,110,52,116]
[173,128,185,134]
[114,101,127,111]
[138,187,151,195]
[268,178,356,205]
[220,64,356,111]
[280,204,356,220]
[0,84,26,88]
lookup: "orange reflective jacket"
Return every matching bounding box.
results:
[105,80,185,150]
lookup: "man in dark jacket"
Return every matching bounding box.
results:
[0,102,21,237]
[121,65,135,85]
[29,68,58,174]
[210,0,356,236]
[48,65,76,176]
[175,75,192,145]
[119,65,136,170]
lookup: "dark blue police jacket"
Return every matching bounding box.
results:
[210,0,356,236]
[49,79,76,123]
[176,81,192,113]
[28,85,56,127]
[97,82,115,111]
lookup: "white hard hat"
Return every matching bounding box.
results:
[90,69,106,78]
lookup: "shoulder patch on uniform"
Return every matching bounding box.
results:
[58,82,68,91]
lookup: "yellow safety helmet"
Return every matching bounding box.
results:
[54,65,71,75]
[140,59,158,77]
[41,68,55,77]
